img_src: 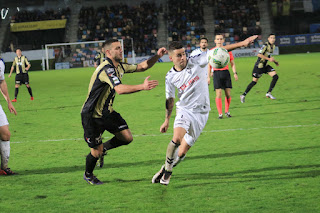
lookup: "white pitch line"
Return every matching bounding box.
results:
[11,123,319,144]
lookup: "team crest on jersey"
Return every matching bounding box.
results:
[107,68,114,73]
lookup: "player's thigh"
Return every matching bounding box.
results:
[0,106,10,141]
[173,127,187,144]
[114,129,133,142]
[103,111,129,135]
[178,138,191,156]
[81,113,103,149]
[268,71,277,77]
[0,125,10,141]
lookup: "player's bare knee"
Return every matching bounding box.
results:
[0,131,11,141]
[172,137,182,145]
[123,136,133,145]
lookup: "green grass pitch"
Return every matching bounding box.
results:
[0,53,319,212]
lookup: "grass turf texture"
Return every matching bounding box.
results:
[0,53,319,212]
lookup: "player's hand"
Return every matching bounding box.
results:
[143,76,158,90]
[234,73,238,81]
[207,77,211,85]
[8,102,17,115]
[160,120,169,133]
[269,57,276,62]
[8,74,11,78]
[157,47,167,58]
[243,35,258,47]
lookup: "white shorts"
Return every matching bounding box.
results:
[173,108,209,147]
[0,105,9,127]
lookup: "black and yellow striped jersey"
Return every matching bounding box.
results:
[12,55,30,74]
[255,42,275,68]
[81,57,137,118]
[93,52,105,67]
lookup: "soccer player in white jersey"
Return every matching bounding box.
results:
[190,37,209,57]
[0,56,17,175]
[152,35,258,185]
[190,37,209,77]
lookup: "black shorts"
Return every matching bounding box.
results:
[213,70,232,90]
[81,111,129,148]
[15,73,29,85]
[252,65,275,78]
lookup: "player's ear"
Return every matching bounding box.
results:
[169,55,173,62]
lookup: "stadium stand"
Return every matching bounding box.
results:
[75,2,159,63]
[213,0,262,48]
[165,0,206,53]
[4,8,70,51]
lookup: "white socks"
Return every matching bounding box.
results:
[0,140,10,169]
[165,140,179,172]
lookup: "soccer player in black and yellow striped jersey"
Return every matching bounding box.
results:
[8,49,34,102]
[240,34,279,103]
[93,47,105,68]
[81,39,167,185]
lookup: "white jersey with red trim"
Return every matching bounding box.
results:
[165,52,210,113]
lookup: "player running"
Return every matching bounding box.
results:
[240,34,279,103]
[152,35,257,185]
[81,39,166,185]
[0,55,17,175]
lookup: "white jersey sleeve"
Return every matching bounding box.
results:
[0,59,5,81]
[190,48,202,57]
[188,51,208,68]
[165,71,175,99]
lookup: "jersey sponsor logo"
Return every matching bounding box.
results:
[112,76,120,84]
[179,75,200,91]
[107,68,115,74]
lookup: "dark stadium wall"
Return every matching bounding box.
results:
[279,44,320,54]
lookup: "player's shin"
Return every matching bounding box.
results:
[215,98,223,115]
[85,152,98,176]
[173,154,186,168]
[0,140,10,169]
[165,140,179,172]
[243,81,257,96]
[14,88,19,99]
[27,87,33,97]
[267,74,279,93]
[225,97,231,113]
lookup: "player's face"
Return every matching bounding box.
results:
[200,39,208,50]
[16,49,22,56]
[214,35,225,47]
[108,42,123,62]
[268,35,276,44]
[170,48,187,70]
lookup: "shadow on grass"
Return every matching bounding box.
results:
[18,145,320,176]
[176,165,320,188]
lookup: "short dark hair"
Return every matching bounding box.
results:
[168,41,184,52]
[269,33,275,37]
[215,34,224,39]
[200,37,208,42]
[103,39,119,49]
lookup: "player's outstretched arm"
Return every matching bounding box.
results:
[0,80,17,115]
[160,97,174,133]
[136,47,167,72]
[224,35,258,51]
[114,76,158,95]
